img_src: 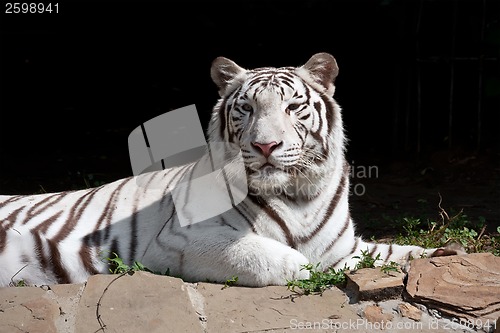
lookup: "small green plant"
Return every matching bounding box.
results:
[222,276,239,289]
[392,217,440,249]
[10,279,27,287]
[380,261,400,274]
[442,226,478,247]
[352,249,382,270]
[17,280,27,287]
[493,227,500,256]
[106,252,152,274]
[107,253,131,274]
[9,264,29,287]
[390,197,500,256]
[82,172,108,189]
[287,263,347,295]
[130,261,150,272]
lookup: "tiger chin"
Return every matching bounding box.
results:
[0,53,464,288]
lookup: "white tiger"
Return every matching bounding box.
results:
[0,53,459,287]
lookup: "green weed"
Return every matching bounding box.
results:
[106,252,154,275]
[287,263,347,295]
[352,249,382,270]
[389,198,499,256]
[380,261,400,274]
[9,279,27,287]
[222,276,239,289]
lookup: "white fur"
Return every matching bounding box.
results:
[0,54,447,287]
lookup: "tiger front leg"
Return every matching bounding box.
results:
[177,232,311,287]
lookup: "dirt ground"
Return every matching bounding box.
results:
[349,149,500,239]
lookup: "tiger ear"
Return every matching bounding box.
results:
[297,53,339,95]
[211,57,247,97]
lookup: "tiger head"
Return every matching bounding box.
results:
[208,53,345,199]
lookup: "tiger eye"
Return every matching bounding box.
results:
[242,104,253,112]
[288,104,300,111]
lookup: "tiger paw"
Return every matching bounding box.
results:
[280,251,311,282]
[235,240,311,286]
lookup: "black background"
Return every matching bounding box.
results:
[1,0,499,195]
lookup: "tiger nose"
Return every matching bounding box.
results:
[251,141,282,158]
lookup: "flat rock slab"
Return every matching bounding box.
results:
[345,267,405,302]
[0,286,59,333]
[406,253,500,331]
[75,272,203,333]
[198,282,359,333]
[0,283,84,333]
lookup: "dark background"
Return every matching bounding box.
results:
[1,0,499,230]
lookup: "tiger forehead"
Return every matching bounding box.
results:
[237,67,304,99]
[246,66,297,82]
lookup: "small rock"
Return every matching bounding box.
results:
[397,303,422,321]
[428,308,442,319]
[345,267,405,302]
[363,305,394,324]
[413,302,428,313]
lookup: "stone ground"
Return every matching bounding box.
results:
[1,254,499,333]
